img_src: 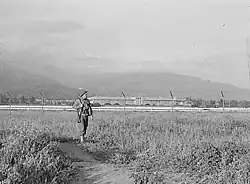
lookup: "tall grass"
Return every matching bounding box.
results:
[1,111,250,183]
[84,112,250,183]
[0,113,79,184]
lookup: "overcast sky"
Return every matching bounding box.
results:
[1,0,250,88]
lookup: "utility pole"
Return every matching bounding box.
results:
[221,91,225,113]
[40,91,44,113]
[170,90,174,113]
[28,96,31,111]
[122,92,126,123]
[40,88,48,114]
[6,92,12,119]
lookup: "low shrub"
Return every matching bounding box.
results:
[0,132,77,184]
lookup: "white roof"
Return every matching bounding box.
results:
[89,96,185,101]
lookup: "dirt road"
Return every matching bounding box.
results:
[60,142,135,184]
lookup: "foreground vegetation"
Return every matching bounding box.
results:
[1,111,250,183]
[85,112,250,183]
[0,112,78,184]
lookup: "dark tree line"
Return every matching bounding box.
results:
[0,94,37,105]
[0,93,72,106]
[191,99,250,108]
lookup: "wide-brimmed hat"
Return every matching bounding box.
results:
[80,90,88,97]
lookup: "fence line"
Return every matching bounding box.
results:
[1,105,250,112]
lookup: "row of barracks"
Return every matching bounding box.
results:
[88,96,192,107]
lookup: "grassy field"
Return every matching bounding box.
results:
[1,110,250,183]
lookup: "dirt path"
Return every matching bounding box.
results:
[59,142,135,184]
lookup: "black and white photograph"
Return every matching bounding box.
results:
[1,0,250,183]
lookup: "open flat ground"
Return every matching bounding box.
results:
[1,110,249,122]
[1,110,250,183]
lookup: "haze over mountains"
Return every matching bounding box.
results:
[1,60,250,100]
[1,0,250,100]
[0,63,77,99]
[0,37,250,100]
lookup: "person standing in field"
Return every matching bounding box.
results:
[72,90,93,142]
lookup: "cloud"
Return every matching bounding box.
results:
[0,20,85,50]
[82,52,102,60]
[21,20,85,36]
[75,54,116,68]
[0,20,85,38]
[1,0,249,88]
[76,56,101,63]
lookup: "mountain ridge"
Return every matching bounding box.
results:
[0,63,250,100]
[0,63,78,99]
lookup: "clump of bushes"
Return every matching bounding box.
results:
[5,111,250,183]
[130,141,250,184]
[0,132,77,184]
[83,112,250,183]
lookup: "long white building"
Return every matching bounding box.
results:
[88,96,192,106]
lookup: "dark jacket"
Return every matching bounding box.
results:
[73,98,93,116]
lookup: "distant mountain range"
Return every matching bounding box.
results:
[1,62,250,100]
[0,63,77,99]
